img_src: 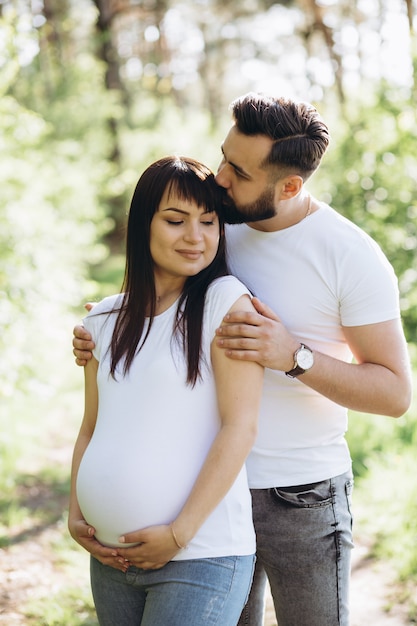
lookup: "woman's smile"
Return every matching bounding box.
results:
[176,249,204,260]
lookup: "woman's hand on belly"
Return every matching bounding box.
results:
[118,524,182,570]
[68,516,130,573]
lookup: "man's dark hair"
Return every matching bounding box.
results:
[230,92,330,180]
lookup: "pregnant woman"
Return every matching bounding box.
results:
[68,156,264,626]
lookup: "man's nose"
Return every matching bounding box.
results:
[215,164,230,189]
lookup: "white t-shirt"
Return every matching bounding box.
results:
[226,203,400,488]
[76,276,256,559]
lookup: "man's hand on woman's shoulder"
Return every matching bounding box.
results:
[73,303,96,366]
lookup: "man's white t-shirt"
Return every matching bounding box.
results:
[226,203,400,488]
[77,276,256,559]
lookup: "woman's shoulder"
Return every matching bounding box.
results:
[84,294,124,319]
[203,276,252,330]
[82,294,124,333]
[207,275,252,298]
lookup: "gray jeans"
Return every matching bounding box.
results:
[238,471,354,626]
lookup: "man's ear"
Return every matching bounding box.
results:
[278,175,303,200]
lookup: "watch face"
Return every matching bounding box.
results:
[297,348,314,370]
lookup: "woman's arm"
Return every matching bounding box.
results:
[68,357,129,572]
[118,294,264,569]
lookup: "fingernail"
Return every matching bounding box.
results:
[119,536,125,543]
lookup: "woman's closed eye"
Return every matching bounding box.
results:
[165,219,216,227]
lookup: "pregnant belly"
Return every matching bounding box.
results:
[76,446,195,548]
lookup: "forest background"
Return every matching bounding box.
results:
[0,0,417,623]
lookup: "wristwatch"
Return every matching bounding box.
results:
[285,344,314,378]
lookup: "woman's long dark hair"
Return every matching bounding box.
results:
[109,156,229,386]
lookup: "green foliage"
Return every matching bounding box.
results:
[347,354,417,479]
[0,11,113,400]
[353,447,417,583]
[122,91,227,172]
[315,85,417,343]
[0,96,107,397]
[347,412,412,479]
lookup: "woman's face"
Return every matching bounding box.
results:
[150,186,221,281]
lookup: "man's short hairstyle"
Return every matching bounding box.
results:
[230,92,330,181]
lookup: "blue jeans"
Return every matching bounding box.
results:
[238,471,354,626]
[90,554,255,626]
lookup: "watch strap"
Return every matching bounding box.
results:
[285,364,306,378]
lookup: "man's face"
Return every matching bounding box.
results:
[216,125,277,224]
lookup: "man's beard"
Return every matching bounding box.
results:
[221,186,277,224]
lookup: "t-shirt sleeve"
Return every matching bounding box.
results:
[203,276,252,341]
[338,236,400,327]
[82,294,122,361]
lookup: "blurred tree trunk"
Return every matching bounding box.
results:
[404,0,413,30]
[93,0,125,93]
[92,0,129,247]
[301,0,345,104]
[36,0,71,99]
[91,0,172,247]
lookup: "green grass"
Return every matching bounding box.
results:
[25,587,98,626]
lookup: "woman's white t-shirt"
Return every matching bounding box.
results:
[76,276,256,559]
